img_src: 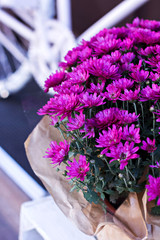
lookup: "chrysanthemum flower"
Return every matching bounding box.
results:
[59,49,78,69]
[44,70,67,92]
[119,88,140,101]
[96,125,122,154]
[90,35,121,55]
[66,155,89,181]
[122,124,141,143]
[38,93,81,121]
[93,108,120,130]
[112,78,134,90]
[79,92,105,108]
[118,110,139,125]
[44,140,70,166]
[149,72,160,82]
[106,141,139,170]
[87,82,105,94]
[83,57,121,80]
[138,45,156,56]
[120,52,135,63]
[67,111,85,131]
[146,175,160,205]
[102,50,122,64]
[68,68,89,84]
[141,138,157,153]
[150,161,160,168]
[128,17,160,31]
[120,38,134,51]
[130,69,149,83]
[103,85,121,102]
[80,119,95,138]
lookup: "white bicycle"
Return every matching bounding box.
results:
[0,0,148,98]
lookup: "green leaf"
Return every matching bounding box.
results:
[100,192,105,201]
[116,186,125,194]
[94,165,100,177]
[128,182,146,193]
[68,151,74,158]
[105,172,114,183]
[83,190,99,204]
[109,191,120,204]
[105,189,115,195]
[70,185,78,192]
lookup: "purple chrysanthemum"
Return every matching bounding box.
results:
[96,125,122,154]
[68,68,89,85]
[103,85,121,102]
[112,78,134,90]
[44,140,70,166]
[150,161,160,169]
[87,82,105,94]
[130,69,149,83]
[79,92,105,108]
[82,57,121,80]
[122,124,141,143]
[44,70,66,92]
[146,175,160,205]
[38,93,81,121]
[106,141,139,170]
[141,138,157,153]
[67,111,85,131]
[119,88,140,101]
[66,155,89,181]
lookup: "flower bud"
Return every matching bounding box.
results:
[149,106,155,112]
[118,173,123,178]
[99,176,104,181]
[146,80,150,85]
[90,159,95,164]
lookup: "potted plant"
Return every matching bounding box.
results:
[26,17,160,239]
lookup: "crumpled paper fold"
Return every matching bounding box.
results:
[25,116,160,240]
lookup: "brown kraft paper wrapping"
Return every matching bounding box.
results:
[25,116,160,240]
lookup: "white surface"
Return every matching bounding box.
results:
[57,0,72,29]
[19,195,95,240]
[0,147,46,200]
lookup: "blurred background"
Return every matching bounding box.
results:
[0,0,160,239]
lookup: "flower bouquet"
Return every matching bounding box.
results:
[25,18,160,239]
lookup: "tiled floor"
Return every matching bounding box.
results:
[0,169,30,240]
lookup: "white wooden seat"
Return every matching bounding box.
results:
[19,195,95,240]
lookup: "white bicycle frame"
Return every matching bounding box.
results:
[0,0,149,97]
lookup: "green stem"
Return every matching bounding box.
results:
[140,103,144,128]
[115,101,118,109]
[133,102,140,127]
[156,102,160,109]
[127,101,129,112]
[123,177,128,188]
[152,113,156,141]
[103,158,115,175]
[151,152,155,177]
[123,101,125,110]
[58,127,65,140]
[125,166,129,181]
[89,108,92,119]
[128,169,136,181]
